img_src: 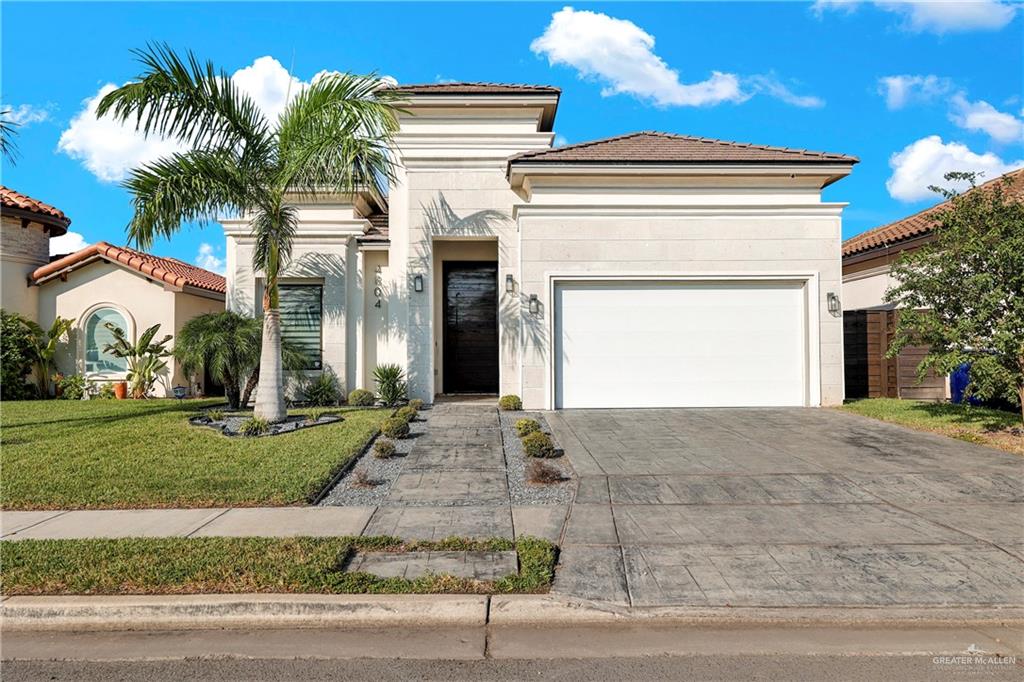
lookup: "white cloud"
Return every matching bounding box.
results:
[230,56,304,126]
[5,104,51,126]
[949,93,1024,143]
[747,75,825,109]
[886,135,1024,201]
[877,74,952,110]
[553,134,569,147]
[49,230,89,257]
[195,242,226,275]
[813,1,1018,34]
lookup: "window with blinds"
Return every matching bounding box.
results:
[84,308,129,373]
[279,284,323,370]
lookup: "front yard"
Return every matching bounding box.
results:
[840,398,1023,456]
[0,399,385,510]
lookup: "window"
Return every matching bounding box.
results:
[84,308,128,373]
[279,284,323,370]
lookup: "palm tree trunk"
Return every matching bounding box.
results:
[253,308,287,422]
[241,366,260,407]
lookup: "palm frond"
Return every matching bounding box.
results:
[250,204,299,284]
[0,107,20,164]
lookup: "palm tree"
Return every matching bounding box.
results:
[1,106,20,163]
[97,44,399,421]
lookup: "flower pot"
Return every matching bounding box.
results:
[113,381,128,400]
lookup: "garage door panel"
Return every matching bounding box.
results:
[555,281,806,409]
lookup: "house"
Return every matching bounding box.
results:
[222,82,858,409]
[841,168,1024,400]
[1,186,71,321]
[28,242,225,397]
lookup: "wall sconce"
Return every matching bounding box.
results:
[528,294,539,315]
[413,274,424,293]
[505,274,515,294]
[827,292,841,316]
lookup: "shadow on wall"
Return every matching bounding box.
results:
[286,253,346,325]
[499,291,546,362]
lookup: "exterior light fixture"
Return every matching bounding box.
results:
[528,294,539,315]
[505,274,515,294]
[827,292,841,316]
[413,274,424,293]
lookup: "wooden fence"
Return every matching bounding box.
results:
[843,309,946,401]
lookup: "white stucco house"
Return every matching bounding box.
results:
[222,83,858,410]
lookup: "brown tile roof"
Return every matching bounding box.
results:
[359,212,389,243]
[32,242,226,294]
[508,131,858,165]
[843,167,1024,257]
[391,82,560,96]
[0,185,70,234]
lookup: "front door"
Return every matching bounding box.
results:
[443,261,498,393]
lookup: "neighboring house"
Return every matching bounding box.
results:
[223,82,858,409]
[1,186,71,321]
[841,168,1024,400]
[29,242,225,397]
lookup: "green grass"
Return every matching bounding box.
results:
[0,536,557,596]
[0,399,385,510]
[840,398,1023,455]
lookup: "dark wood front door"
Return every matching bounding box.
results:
[443,261,498,393]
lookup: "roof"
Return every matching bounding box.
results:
[390,82,560,96]
[508,131,859,165]
[0,186,70,235]
[358,212,389,243]
[32,242,226,295]
[843,167,1024,257]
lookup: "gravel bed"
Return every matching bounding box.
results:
[318,413,429,506]
[501,411,576,506]
[189,411,342,437]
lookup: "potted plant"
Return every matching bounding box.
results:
[102,323,173,399]
[113,380,128,400]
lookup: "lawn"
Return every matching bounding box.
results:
[840,398,1023,456]
[0,399,385,509]
[0,536,556,595]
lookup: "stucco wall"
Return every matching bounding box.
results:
[842,265,896,311]
[1,215,50,321]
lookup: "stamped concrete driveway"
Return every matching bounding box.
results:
[546,408,1024,608]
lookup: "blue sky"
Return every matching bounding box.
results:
[2,1,1021,273]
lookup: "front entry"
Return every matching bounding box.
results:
[443,261,499,393]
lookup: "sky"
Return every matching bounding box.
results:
[2,1,1022,273]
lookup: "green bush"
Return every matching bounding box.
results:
[305,408,327,423]
[373,439,396,458]
[348,389,375,407]
[380,417,410,439]
[408,398,424,411]
[239,416,270,436]
[515,418,540,437]
[498,394,522,411]
[97,382,116,400]
[521,431,555,458]
[206,409,225,422]
[303,371,340,406]
[1,310,37,400]
[395,406,418,423]
[373,364,407,407]
[55,374,87,400]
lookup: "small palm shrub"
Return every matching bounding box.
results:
[409,398,424,411]
[240,416,270,436]
[373,364,407,407]
[380,417,410,439]
[305,408,327,423]
[304,371,340,406]
[396,406,418,423]
[373,439,397,458]
[522,431,555,458]
[498,394,522,411]
[348,388,375,407]
[206,409,225,422]
[515,418,540,437]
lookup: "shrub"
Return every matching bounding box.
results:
[351,468,377,487]
[303,371,340,406]
[515,418,540,437]
[395,406,418,423]
[380,417,410,439]
[97,382,117,400]
[527,460,566,484]
[498,394,522,411]
[409,399,424,411]
[521,431,555,458]
[373,364,407,407]
[239,416,269,436]
[348,388,375,407]
[206,409,225,422]
[55,374,87,400]
[373,439,396,458]
[305,408,327,423]
[1,310,37,400]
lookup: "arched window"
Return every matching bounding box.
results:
[84,308,128,373]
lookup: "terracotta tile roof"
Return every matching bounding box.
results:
[359,212,389,243]
[0,185,70,234]
[509,131,858,165]
[391,82,560,96]
[842,167,1024,257]
[32,241,226,294]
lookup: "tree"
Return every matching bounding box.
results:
[24,317,75,398]
[1,310,37,400]
[0,106,19,163]
[97,44,398,421]
[174,311,306,409]
[103,323,173,398]
[885,171,1024,423]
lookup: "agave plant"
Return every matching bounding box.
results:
[103,323,173,398]
[373,363,407,407]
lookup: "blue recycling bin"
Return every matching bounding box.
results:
[950,363,981,405]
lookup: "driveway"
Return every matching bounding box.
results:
[546,408,1024,608]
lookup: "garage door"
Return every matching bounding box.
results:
[554,280,807,408]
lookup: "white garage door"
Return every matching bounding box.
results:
[554,280,807,408]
